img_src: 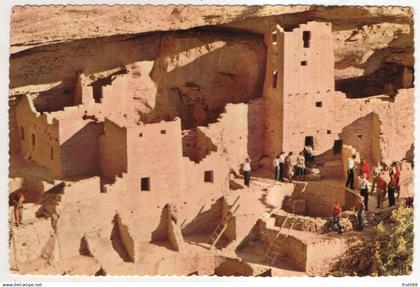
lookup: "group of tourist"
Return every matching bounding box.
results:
[332,156,403,234]
[241,144,316,188]
[345,156,401,209]
[271,144,315,183]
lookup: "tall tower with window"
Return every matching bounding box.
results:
[265,21,336,155]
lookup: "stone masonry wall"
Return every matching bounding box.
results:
[99,119,128,179]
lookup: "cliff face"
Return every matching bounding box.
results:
[9,5,414,119]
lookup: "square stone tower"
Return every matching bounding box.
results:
[264,21,336,156]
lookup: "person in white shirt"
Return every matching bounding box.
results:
[304,144,314,162]
[345,154,357,189]
[243,158,251,187]
[359,173,369,211]
[296,151,306,180]
[279,151,286,181]
[273,155,280,181]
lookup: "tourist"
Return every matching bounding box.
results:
[388,169,398,207]
[345,154,357,189]
[372,171,387,209]
[273,155,280,181]
[331,201,343,234]
[405,196,414,208]
[360,159,371,180]
[279,151,286,181]
[284,152,293,182]
[354,197,366,231]
[296,151,306,181]
[243,158,251,187]
[13,191,25,227]
[359,173,369,211]
[392,163,401,199]
[304,144,314,162]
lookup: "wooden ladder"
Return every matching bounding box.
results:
[263,216,296,266]
[208,195,240,248]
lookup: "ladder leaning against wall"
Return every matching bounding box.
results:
[263,215,295,266]
[208,195,240,249]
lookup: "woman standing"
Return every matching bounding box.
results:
[284,152,293,182]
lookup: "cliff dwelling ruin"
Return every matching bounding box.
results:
[8,5,414,277]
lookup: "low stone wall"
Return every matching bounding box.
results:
[344,187,362,210]
[214,257,254,276]
[260,227,306,271]
[115,212,136,263]
[305,236,348,276]
[272,211,353,234]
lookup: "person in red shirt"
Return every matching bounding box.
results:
[331,201,343,234]
[388,168,399,207]
[392,163,401,199]
[372,172,387,209]
[360,159,371,180]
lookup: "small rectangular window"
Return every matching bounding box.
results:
[20,127,25,140]
[357,134,363,139]
[161,130,166,134]
[303,31,311,48]
[301,61,307,66]
[316,101,322,107]
[141,177,150,191]
[139,133,143,137]
[32,133,36,147]
[204,171,214,183]
[327,130,332,134]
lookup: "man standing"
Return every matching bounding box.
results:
[345,154,357,189]
[354,197,366,231]
[392,163,401,199]
[331,201,343,234]
[273,155,280,181]
[304,144,314,163]
[13,191,25,227]
[243,158,251,188]
[279,151,286,181]
[360,159,371,180]
[372,171,387,209]
[388,169,398,207]
[296,152,306,181]
[359,173,369,211]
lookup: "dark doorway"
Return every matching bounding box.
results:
[304,136,314,147]
[333,140,343,154]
